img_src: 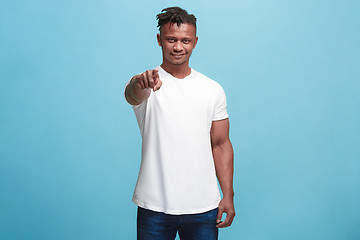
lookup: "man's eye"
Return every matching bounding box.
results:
[183,39,190,43]
[168,38,175,42]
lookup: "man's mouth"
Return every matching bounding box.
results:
[171,53,185,59]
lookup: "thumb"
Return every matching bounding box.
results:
[152,69,159,78]
[217,208,223,223]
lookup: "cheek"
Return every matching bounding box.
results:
[163,43,173,51]
[186,46,194,52]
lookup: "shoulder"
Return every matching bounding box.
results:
[192,69,225,91]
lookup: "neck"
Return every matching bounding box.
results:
[160,61,191,79]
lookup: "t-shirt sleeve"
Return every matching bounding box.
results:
[212,84,229,121]
[132,100,147,137]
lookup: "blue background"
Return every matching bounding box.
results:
[1,0,359,239]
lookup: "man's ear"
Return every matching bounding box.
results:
[157,33,162,47]
[193,36,198,48]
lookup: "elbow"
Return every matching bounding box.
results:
[211,137,231,150]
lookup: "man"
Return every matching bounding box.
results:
[125,7,235,240]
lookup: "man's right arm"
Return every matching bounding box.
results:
[125,69,162,105]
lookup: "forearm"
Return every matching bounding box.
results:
[125,76,151,105]
[212,139,234,197]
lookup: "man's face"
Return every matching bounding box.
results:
[157,23,198,66]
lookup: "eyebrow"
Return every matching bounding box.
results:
[165,36,192,40]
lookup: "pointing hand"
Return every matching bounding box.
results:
[135,69,162,92]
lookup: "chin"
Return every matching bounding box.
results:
[172,58,188,65]
[172,62,187,66]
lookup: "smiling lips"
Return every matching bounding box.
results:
[171,53,185,59]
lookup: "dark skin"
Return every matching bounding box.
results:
[125,22,235,228]
[211,119,235,228]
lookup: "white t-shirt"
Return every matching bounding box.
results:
[127,66,229,215]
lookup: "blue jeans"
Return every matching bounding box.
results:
[137,207,219,240]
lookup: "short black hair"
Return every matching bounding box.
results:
[156,7,197,32]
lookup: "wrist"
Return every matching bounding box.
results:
[222,192,234,198]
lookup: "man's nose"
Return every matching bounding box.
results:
[173,41,182,51]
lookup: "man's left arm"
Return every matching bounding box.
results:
[210,118,235,228]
